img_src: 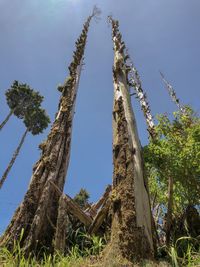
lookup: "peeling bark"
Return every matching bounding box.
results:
[0,9,98,253]
[105,17,154,262]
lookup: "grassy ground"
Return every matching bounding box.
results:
[0,235,199,266]
[0,247,199,267]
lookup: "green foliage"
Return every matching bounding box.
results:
[64,223,106,257]
[166,236,200,267]
[144,105,200,213]
[74,188,90,209]
[5,81,43,119]
[24,108,50,135]
[78,233,106,256]
[66,232,106,258]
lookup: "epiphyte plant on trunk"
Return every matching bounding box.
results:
[0,6,101,254]
[0,83,50,189]
[0,81,43,131]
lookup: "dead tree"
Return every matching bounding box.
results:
[127,58,156,140]
[0,7,100,254]
[104,17,154,262]
[85,185,111,214]
[160,71,186,114]
[89,197,111,235]
[54,182,110,253]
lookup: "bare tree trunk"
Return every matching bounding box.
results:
[0,8,99,254]
[160,72,185,114]
[166,176,173,246]
[127,59,156,140]
[104,17,154,263]
[0,129,28,189]
[0,110,13,131]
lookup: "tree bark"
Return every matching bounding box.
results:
[166,176,173,246]
[0,110,13,131]
[104,17,154,262]
[0,10,97,254]
[54,196,70,253]
[0,128,28,189]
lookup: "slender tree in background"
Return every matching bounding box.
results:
[0,7,100,253]
[0,110,13,131]
[104,17,154,262]
[0,81,43,131]
[0,108,50,189]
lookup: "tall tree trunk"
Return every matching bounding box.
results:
[166,176,173,246]
[104,17,154,262]
[0,8,99,253]
[0,110,13,131]
[0,129,28,189]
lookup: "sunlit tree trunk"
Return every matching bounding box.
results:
[166,176,173,246]
[0,110,13,131]
[0,8,99,253]
[104,17,154,262]
[0,129,28,189]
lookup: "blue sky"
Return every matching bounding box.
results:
[0,0,200,233]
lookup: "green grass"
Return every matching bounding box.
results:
[160,236,200,267]
[0,233,106,267]
[0,235,200,266]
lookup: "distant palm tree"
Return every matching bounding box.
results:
[0,81,43,131]
[0,100,50,189]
